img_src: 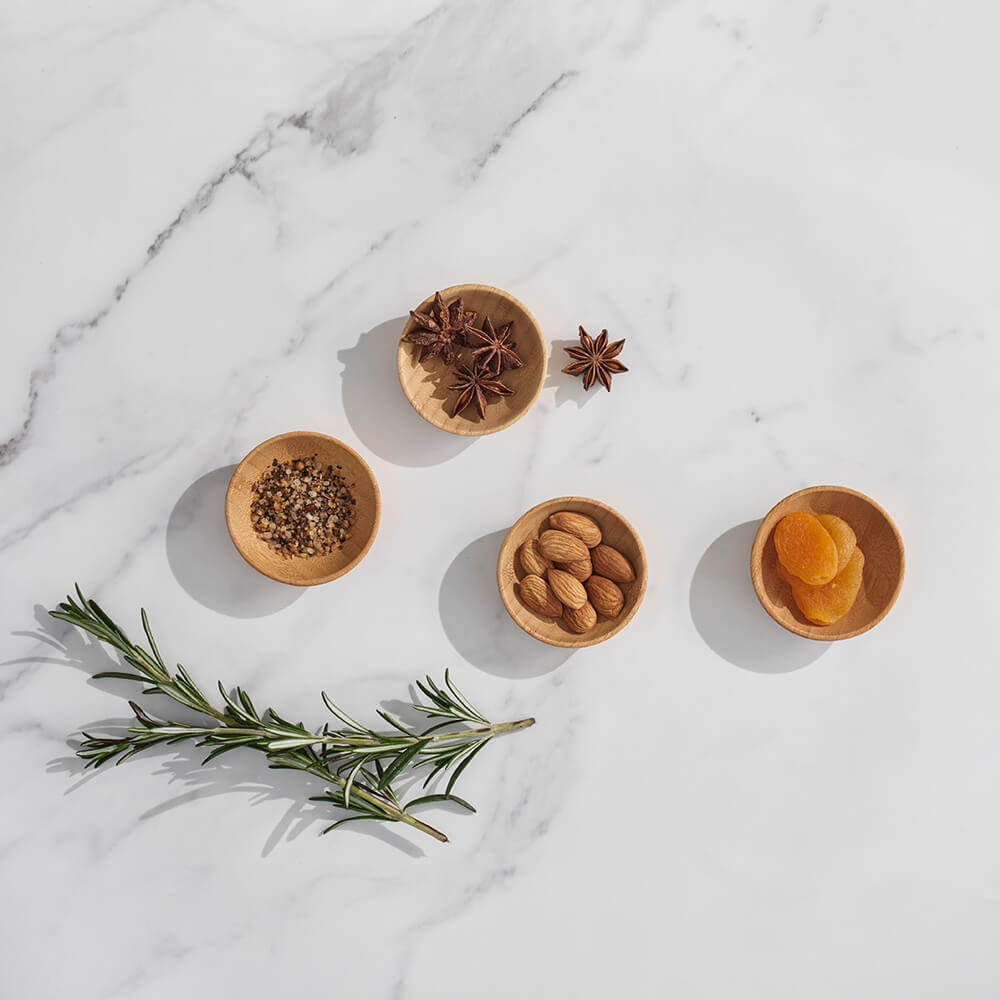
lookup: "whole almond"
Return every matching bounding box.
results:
[518,538,551,577]
[538,529,589,564]
[518,575,562,617]
[549,511,602,548]
[591,544,635,583]
[547,568,587,609]
[585,576,624,618]
[563,601,598,633]
[558,556,592,582]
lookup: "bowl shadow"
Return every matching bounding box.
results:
[337,317,473,467]
[690,521,828,674]
[166,467,302,618]
[439,530,573,678]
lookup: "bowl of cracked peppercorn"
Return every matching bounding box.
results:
[225,431,381,586]
[396,283,547,436]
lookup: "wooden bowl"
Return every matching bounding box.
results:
[497,497,648,648]
[396,283,547,436]
[750,485,904,640]
[225,432,381,586]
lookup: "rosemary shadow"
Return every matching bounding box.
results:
[24,610,404,854]
[337,317,473,467]
[47,726,426,858]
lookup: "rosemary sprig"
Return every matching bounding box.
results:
[50,587,534,843]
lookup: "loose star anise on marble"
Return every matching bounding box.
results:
[466,317,522,374]
[449,362,514,419]
[403,291,479,365]
[561,326,628,392]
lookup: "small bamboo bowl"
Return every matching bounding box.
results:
[225,432,381,586]
[497,497,648,648]
[396,283,547,436]
[750,485,904,640]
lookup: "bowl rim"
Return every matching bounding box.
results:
[496,495,648,648]
[750,484,905,641]
[396,282,548,437]
[225,430,381,587]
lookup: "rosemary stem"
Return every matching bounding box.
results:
[445,717,535,739]
[134,718,537,748]
[329,717,537,747]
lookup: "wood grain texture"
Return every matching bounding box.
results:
[497,497,647,648]
[225,431,380,586]
[750,485,904,641]
[396,283,547,436]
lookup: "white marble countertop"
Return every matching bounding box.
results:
[3,2,999,997]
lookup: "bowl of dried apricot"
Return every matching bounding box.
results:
[750,485,904,641]
[497,497,647,648]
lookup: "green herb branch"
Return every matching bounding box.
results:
[50,587,534,843]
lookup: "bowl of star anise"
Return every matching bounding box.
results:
[396,283,547,436]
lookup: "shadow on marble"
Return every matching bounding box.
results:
[8,609,435,856]
[8,604,196,717]
[12,603,234,729]
[544,338,603,408]
[166,467,302,618]
[690,521,828,674]
[24,609,429,857]
[337,316,473,467]
[48,735,428,858]
[439,530,573,678]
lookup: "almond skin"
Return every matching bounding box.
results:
[549,511,602,548]
[591,544,635,583]
[518,574,563,617]
[518,538,552,577]
[557,556,592,582]
[547,568,587,609]
[563,601,597,633]
[585,576,624,618]
[538,529,589,564]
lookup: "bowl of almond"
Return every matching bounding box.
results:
[497,497,647,648]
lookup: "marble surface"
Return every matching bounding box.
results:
[3,2,999,997]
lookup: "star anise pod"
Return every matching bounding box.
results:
[465,317,522,374]
[561,326,628,392]
[403,291,478,365]
[449,362,514,419]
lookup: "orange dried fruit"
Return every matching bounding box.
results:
[773,512,838,586]
[789,548,865,625]
[775,558,800,586]
[816,514,856,573]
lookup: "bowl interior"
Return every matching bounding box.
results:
[751,486,904,640]
[226,432,380,586]
[397,283,547,436]
[497,497,648,648]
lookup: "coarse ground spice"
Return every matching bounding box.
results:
[250,455,356,558]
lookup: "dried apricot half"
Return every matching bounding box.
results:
[816,514,857,573]
[789,548,865,625]
[773,512,838,586]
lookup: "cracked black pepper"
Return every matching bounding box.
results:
[250,455,356,557]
